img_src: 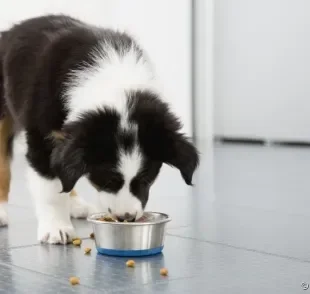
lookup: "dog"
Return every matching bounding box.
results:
[0,14,199,244]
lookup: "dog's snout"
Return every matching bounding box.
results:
[116,212,136,222]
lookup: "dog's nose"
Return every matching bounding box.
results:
[116,213,136,222]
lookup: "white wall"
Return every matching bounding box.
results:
[193,0,214,141]
[214,0,310,141]
[0,0,193,135]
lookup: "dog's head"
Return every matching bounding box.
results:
[51,90,199,221]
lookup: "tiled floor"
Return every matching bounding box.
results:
[1,141,310,293]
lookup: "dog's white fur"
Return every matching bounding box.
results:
[65,43,157,124]
[27,165,98,243]
[98,146,144,220]
[27,166,76,243]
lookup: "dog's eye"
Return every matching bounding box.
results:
[130,178,149,196]
[103,177,124,193]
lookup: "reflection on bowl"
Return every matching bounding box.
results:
[87,212,171,257]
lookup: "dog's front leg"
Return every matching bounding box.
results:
[27,166,76,244]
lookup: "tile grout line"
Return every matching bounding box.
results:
[5,237,93,250]
[166,232,310,264]
[4,225,309,265]
[6,233,310,265]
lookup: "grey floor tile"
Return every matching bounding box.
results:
[3,235,310,293]
[113,275,308,294]
[4,238,169,291]
[167,201,310,261]
[190,143,310,261]
[0,262,97,294]
[214,143,310,215]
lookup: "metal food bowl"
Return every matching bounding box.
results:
[87,212,171,257]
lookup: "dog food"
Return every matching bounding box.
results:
[84,247,91,254]
[160,268,168,276]
[97,216,117,222]
[96,214,149,223]
[126,260,135,267]
[72,238,82,246]
[69,277,80,285]
[90,232,95,239]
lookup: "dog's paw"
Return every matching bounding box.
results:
[0,206,8,227]
[70,196,97,219]
[38,223,76,244]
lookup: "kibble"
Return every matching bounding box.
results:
[84,247,91,254]
[97,216,117,222]
[69,276,80,285]
[72,238,82,246]
[126,260,135,267]
[90,232,95,239]
[160,268,168,276]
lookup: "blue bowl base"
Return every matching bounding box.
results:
[96,246,164,257]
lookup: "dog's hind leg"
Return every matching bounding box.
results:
[0,32,13,226]
[69,189,98,219]
[0,115,13,226]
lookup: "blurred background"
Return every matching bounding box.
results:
[214,0,310,144]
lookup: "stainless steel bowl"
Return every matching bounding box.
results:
[87,212,171,257]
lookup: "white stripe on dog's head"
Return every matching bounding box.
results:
[64,42,157,126]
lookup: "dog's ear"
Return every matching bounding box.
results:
[163,134,199,185]
[138,121,199,185]
[50,135,86,193]
[128,90,200,185]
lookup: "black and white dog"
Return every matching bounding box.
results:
[0,15,199,244]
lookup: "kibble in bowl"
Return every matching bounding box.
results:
[97,216,117,222]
